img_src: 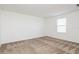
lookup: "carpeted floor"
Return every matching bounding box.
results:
[0,36,79,54]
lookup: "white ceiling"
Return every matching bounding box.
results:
[0,4,79,18]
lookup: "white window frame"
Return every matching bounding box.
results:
[57,18,67,33]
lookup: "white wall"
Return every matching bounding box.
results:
[46,10,79,43]
[0,11,1,45]
[1,9,79,45]
[0,10,45,44]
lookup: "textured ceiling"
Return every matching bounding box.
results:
[0,4,79,18]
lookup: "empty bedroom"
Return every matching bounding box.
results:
[0,4,79,54]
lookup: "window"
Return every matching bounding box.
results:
[57,18,66,33]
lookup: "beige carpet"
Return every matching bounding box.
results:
[0,36,79,54]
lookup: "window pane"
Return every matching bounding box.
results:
[57,26,66,32]
[57,18,66,33]
[57,18,66,26]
